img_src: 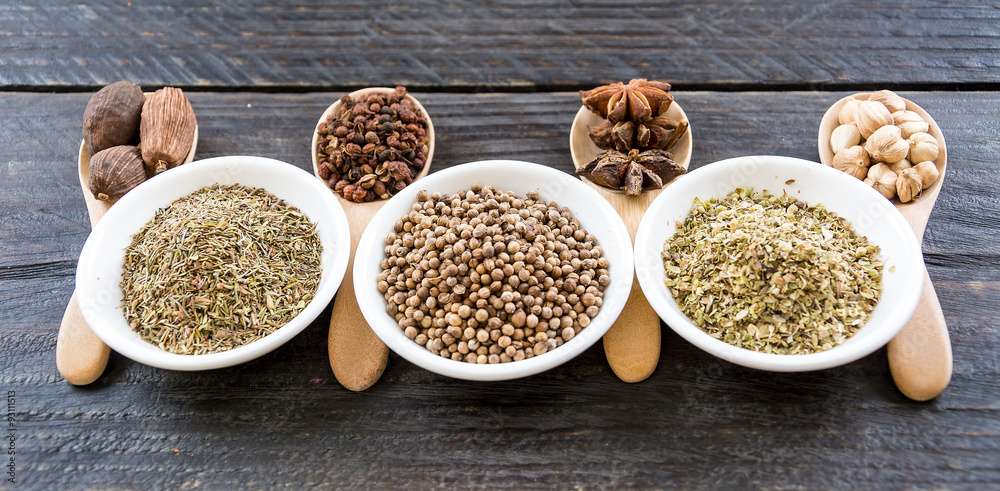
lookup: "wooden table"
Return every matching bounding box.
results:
[3,2,998,488]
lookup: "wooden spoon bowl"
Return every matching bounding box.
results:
[570,104,692,183]
[57,122,197,386]
[818,93,951,401]
[311,87,434,391]
[818,94,947,227]
[568,102,691,383]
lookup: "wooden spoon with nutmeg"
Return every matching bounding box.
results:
[819,93,951,401]
[312,88,435,391]
[57,117,197,385]
[569,100,692,383]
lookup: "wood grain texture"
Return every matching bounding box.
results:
[2,91,998,489]
[1,1,999,90]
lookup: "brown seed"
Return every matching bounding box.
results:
[83,81,145,156]
[140,87,196,175]
[533,342,548,356]
[88,145,146,202]
[562,327,576,341]
[381,184,608,364]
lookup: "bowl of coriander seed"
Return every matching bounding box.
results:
[353,160,634,381]
[633,156,925,372]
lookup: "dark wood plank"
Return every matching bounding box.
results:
[1,1,999,90]
[2,91,998,489]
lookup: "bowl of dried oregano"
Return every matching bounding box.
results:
[75,156,352,371]
[634,155,925,372]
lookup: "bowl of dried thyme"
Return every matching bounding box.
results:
[352,160,635,381]
[75,156,352,371]
[634,156,925,372]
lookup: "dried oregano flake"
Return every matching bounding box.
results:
[662,188,883,355]
[121,184,323,355]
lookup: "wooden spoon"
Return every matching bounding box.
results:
[58,127,198,385]
[311,88,435,391]
[818,93,951,401]
[569,103,692,383]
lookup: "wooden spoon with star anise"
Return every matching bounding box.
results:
[569,79,692,383]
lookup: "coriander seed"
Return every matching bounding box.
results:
[381,184,610,363]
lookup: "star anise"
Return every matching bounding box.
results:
[579,79,674,123]
[589,117,689,153]
[577,148,686,195]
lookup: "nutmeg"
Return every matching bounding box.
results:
[83,81,145,156]
[140,87,196,175]
[88,145,146,202]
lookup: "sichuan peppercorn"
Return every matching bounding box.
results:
[315,86,430,202]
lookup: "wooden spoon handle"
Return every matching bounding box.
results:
[887,265,953,401]
[603,277,661,382]
[56,291,112,385]
[328,200,388,391]
[56,194,111,386]
[601,190,661,383]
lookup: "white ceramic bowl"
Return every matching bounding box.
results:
[353,160,634,381]
[634,156,925,372]
[76,156,351,370]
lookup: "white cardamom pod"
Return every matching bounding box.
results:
[896,168,923,203]
[875,171,898,200]
[913,161,940,189]
[855,100,894,139]
[867,163,897,200]
[864,125,909,164]
[908,132,940,164]
[867,162,892,181]
[868,90,907,113]
[830,123,862,155]
[891,110,930,139]
[831,146,870,180]
[887,158,912,174]
[839,99,860,125]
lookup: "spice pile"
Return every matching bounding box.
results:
[379,184,610,364]
[315,86,430,202]
[121,184,323,355]
[828,90,941,202]
[85,82,197,202]
[662,188,884,355]
[576,79,688,195]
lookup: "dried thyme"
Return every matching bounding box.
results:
[120,184,323,355]
[662,188,883,354]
